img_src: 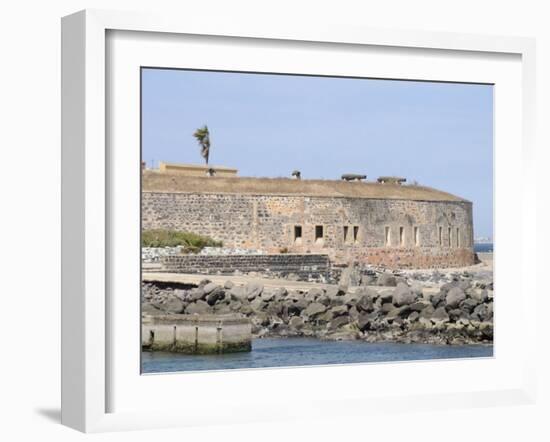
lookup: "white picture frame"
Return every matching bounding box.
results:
[61,9,537,433]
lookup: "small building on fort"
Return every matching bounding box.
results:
[142,164,475,269]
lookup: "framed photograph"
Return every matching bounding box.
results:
[61,9,537,432]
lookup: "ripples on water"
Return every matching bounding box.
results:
[142,338,493,374]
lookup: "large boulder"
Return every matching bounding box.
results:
[446,287,466,309]
[461,298,479,313]
[325,285,347,297]
[260,290,276,302]
[154,295,186,313]
[185,300,212,315]
[302,302,327,318]
[377,273,397,287]
[328,305,349,318]
[187,287,206,302]
[202,282,220,295]
[392,283,416,306]
[431,306,450,324]
[142,302,161,315]
[228,285,246,300]
[328,315,350,330]
[245,281,264,300]
[206,289,225,306]
[289,316,304,329]
[306,287,324,300]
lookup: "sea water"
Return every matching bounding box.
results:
[142,337,493,373]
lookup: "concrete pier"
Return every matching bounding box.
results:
[142,314,252,354]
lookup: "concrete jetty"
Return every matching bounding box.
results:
[142,314,252,354]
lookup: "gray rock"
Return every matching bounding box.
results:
[302,302,327,318]
[409,301,431,312]
[155,295,185,313]
[224,280,235,289]
[229,285,246,300]
[202,282,220,295]
[408,311,420,322]
[377,273,397,287]
[272,287,288,299]
[306,287,324,300]
[430,293,444,308]
[142,303,161,315]
[348,305,360,321]
[325,285,346,297]
[261,290,276,302]
[185,300,212,315]
[328,305,349,318]
[289,316,304,329]
[245,281,264,300]
[357,311,378,331]
[392,283,416,306]
[448,308,463,321]
[381,302,395,313]
[446,287,466,309]
[173,289,187,300]
[418,304,435,319]
[206,289,225,306]
[461,298,479,313]
[187,287,206,302]
[410,282,424,297]
[328,315,350,330]
[473,303,489,321]
[431,306,450,323]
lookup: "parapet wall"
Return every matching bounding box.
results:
[159,253,330,280]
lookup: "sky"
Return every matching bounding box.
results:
[142,68,494,239]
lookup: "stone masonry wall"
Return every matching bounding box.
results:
[142,192,475,269]
[159,253,330,279]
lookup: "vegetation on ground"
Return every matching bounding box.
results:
[141,229,222,253]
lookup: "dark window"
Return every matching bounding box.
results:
[315,225,324,241]
[353,226,359,242]
[343,226,349,242]
[294,225,302,241]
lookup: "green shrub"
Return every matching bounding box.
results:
[141,229,222,253]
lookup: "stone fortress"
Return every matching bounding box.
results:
[142,162,475,269]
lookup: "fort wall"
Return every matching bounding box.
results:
[142,190,475,269]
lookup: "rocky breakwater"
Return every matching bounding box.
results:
[142,272,493,345]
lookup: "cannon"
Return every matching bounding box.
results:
[341,173,367,182]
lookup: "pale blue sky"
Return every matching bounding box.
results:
[142,68,493,238]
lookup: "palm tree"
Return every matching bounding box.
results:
[193,125,210,165]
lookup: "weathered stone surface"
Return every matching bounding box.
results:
[377,273,397,287]
[185,300,212,315]
[206,289,225,306]
[446,287,466,309]
[302,302,327,318]
[329,315,350,330]
[289,316,304,329]
[328,305,348,318]
[245,281,264,300]
[202,282,220,295]
[392,283,416,306]
[432,306,450,323]
[154,295,186,313]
